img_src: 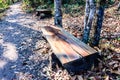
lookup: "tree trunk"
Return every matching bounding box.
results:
[92,0,105,46]
[82,0,96,43]
[84,0,90,32]
[54,0,62,27]
[117,2,120,11]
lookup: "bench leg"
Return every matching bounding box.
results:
[51,53,63,71]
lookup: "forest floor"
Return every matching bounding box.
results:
[0,2,120,80]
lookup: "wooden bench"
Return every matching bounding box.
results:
[41,26,98,74]
[36,9,52,18]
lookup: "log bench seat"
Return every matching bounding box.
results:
[41,26,98,74]
[36,9,52,18]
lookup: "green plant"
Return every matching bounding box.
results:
[0,0,9,10]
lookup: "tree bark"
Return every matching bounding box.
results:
[82,0,96,43]
[92,0,105,46]
[117,2,120,11]
[84,0,90,32]
[54,0,62,27]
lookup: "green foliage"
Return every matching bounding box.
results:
[107,0,115,5]
[37,5,47,9]
[118,37,120,41]
[22,0,85,9]
[22,0,86,15]
[0,0,20,12]
[22,0,33,13]
[62,0,85,16]
[0,0,9,11]
[22,0,53,13]
[63,4,80,13]
[22,0,53,8]
[6,0,12,5]
[62,0,85,5]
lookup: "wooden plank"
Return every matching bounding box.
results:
[36,9,52,17]
[46,25,97,55]
[36,9,52,14]
[36,9,51,12]
[41,26,81,64]
[41,26,97,65]
[53,29,90,57]
[61,29,97,55]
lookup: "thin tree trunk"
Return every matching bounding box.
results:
[117,2,120,11]
[54,0,62,27]
[84,0,90,32]
[92,0,105,46]
[82,0,96,43]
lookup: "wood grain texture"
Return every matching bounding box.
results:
[41,26,97,64]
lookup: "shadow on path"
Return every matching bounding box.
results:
[0,21,49,80]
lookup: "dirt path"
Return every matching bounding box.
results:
[0,2,50,80]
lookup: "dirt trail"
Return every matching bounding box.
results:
[0,2,50,80]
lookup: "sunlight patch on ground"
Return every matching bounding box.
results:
[0,34,4,44]
[3,43,18,61]
[1,78,7,80]
[0,60,7,68]
[13,31,21,35]
[0,39,4,44]
[6,19,17,23]
[7,26,14,30]
[0,39,18,68]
